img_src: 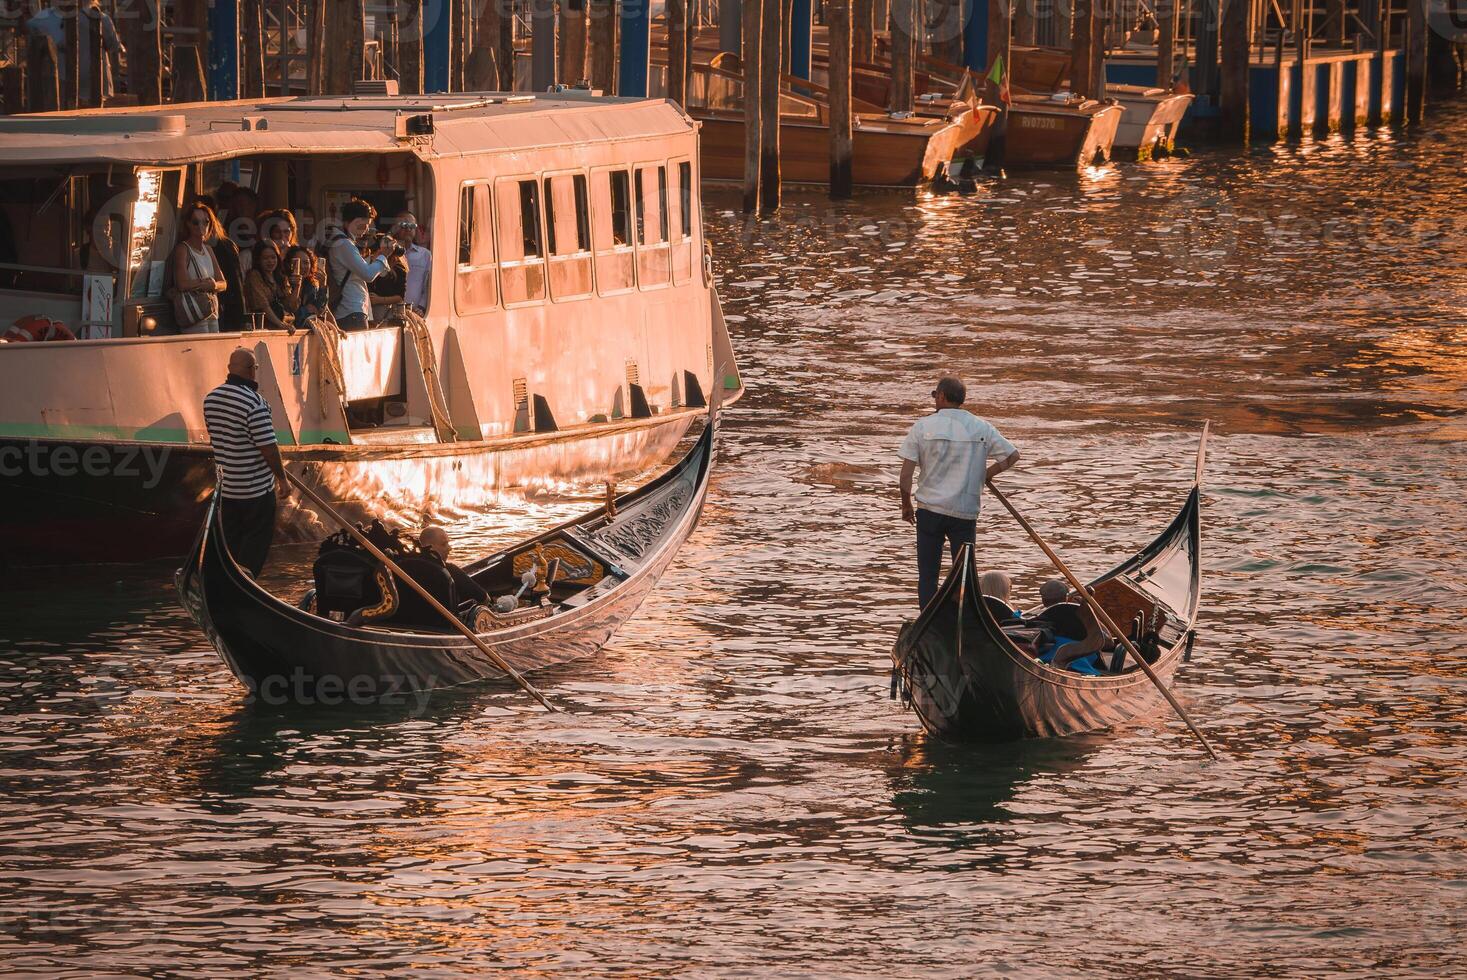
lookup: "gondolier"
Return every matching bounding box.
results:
[898,376,1020,608]
[202,349,290,577]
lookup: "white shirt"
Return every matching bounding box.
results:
[328,233,390,320]
[898,409,1016,520]
[403,243,431,310]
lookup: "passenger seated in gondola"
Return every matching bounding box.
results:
[979,570,1021,623]
[418,526,489,606]
[1036,579,1068,612]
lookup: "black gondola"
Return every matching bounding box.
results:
[176,418,715,701]
[891,429,1206,741]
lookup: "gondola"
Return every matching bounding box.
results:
[176,417,715,701]
[891,430,1205,741]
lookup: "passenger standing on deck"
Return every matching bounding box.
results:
[172,203,226,334]
[394,212,431,314]
[203,350,291,577]
[898,376,1020,608]
[326,198,394,330]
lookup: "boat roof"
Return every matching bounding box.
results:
[0,92,695,167]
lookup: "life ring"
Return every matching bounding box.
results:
[4,315,76,343]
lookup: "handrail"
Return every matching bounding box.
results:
[0,262,89,279]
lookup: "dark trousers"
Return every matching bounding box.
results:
[221,492,278,577]
[335,312,368,331]
[916,508,976,609]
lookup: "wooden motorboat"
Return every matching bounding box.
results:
[891,430,1206,742]
[1002,93,1126,169]
[684,63,972,187]
[1108,84,1194,160]
[176,415,715,700]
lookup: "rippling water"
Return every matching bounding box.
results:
[4,106,1466,975]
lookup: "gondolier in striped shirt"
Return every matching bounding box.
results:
[202,349,291,576]
[899,376,1020,608]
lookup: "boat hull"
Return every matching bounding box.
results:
[695,111,964,187]
[177,419,715,698]
[0,413,694,565]
[1003,102,1125,170]
[1111,89,1195,160]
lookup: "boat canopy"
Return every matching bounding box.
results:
[0,92,696,167]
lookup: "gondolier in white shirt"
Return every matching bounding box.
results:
[898,376,1020,608]
[202,350,291,577]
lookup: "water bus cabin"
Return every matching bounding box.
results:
[0,89,741,565]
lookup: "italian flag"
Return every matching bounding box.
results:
[987,54,1011,106]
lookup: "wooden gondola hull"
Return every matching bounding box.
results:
[178,422,714,699]
[892,468,1203,742]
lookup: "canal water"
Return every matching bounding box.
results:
[3,104,1465,975]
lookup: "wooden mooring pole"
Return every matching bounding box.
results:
[242,0,265,99]
[1157,0,1177,92]
[829,0,854,198]
[590,0,616,93]
[1072,0,1094,98]
[1219,0,1251,142]
[853,0,874,64]
[400,0,425,94]
[743,0,763,212]
[562,0,588,86]
[1405,0,1427,123]
[889,0,914,112]
[759,0,782,212]
[63,2,79,109]
[669,0,690,105]
[120,1,163,105]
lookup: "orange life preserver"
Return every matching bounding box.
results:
[4,315,76,343]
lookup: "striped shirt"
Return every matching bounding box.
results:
[203,375,277,500]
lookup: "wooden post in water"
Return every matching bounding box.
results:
[669,0,689,105]
[242,0,266,99]
[1405,0,1426,122]
[889,0,914,111]
[26,35,60,113]
[562,0,589,85]
[1071,0,1094,97]
[399,0,425,94]
[1326,0,1347,46]
[532,0,558,90]
[63,3,79,109]
[853,0,874,63]
[122,0,164,105]
[829,0,854,198]
[1218,0,1250,142]
[1157,0,1176,92]
[590,0,617,93]
[759,0,782,212]
[743,0,763,212]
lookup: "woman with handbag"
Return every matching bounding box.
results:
[172,203,226,334]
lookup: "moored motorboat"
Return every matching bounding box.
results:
[176,415,715,700]
[1002,94,1125,170]
[1109,85,1195,160]
[891,430,1205,741]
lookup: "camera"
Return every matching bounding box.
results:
[360,232,403,257]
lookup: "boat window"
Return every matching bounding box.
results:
[590,167,636,295]
[126,167,185,301]
[455,181,498,314]
[634,164,670,289]
[496,177,546,305]
[669,158,694,285]
[544,172,593,301]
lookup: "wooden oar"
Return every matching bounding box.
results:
[984,480,1219,761]
[281,470,559,713]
